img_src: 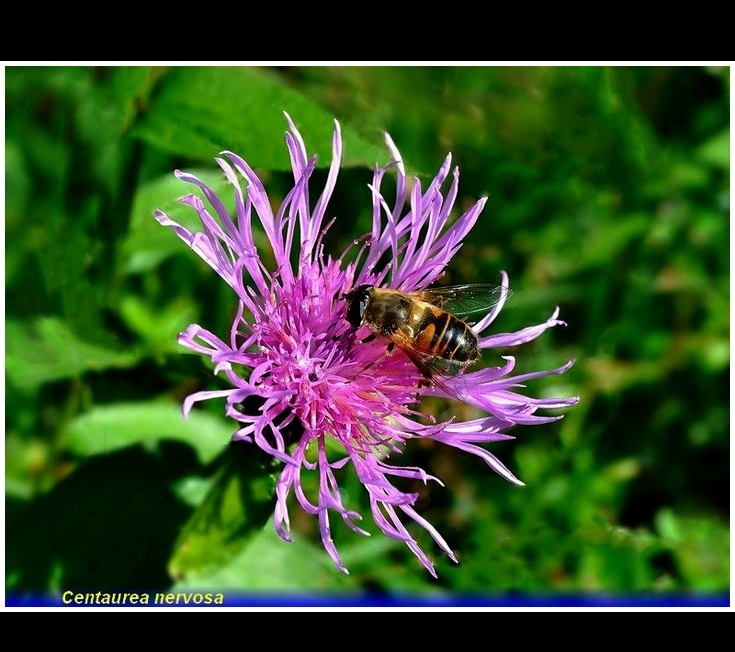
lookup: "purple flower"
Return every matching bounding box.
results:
[154,114,579,577]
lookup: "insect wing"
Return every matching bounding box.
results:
[403,343,475,400]
[387,329,473,379]
[418,284,511,317]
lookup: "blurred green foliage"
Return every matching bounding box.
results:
[4,65,729,606]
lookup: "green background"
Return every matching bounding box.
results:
[4,65,729,606]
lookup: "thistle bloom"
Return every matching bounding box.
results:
[154,114,579,577]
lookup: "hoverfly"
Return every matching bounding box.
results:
[343,283,509,383]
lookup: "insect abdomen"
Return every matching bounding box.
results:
[416,311,478,362]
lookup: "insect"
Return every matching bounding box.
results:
[343,283,509,382]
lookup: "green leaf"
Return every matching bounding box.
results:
[124,167,270,274]
[656,508,730,592]
[173,520,355,593]
[168,442,281,580]
[5,317,140,390]
[116,294,196,353]
[697,127,729,170]
[130,67,387,170]
[124,168,228,268]
[64,402,231,464]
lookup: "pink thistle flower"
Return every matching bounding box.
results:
[154,114,579,577]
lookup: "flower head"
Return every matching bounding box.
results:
[154,113,579,577]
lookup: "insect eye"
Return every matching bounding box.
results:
[345,285,371,328]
